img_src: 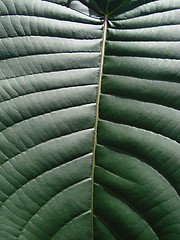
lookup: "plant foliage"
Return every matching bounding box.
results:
[0,0,180,239]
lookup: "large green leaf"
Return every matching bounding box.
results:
[0,0,180,239]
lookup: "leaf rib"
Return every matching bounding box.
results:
[91,14,108,239]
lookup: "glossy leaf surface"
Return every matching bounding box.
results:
[0,0,180,239]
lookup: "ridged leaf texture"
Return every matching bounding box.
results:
[0,0,180,239]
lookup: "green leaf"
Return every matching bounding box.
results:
[0,0,180,239]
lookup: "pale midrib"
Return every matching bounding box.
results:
[91,14,108,239]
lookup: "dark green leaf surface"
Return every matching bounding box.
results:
[0,0,180,239]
